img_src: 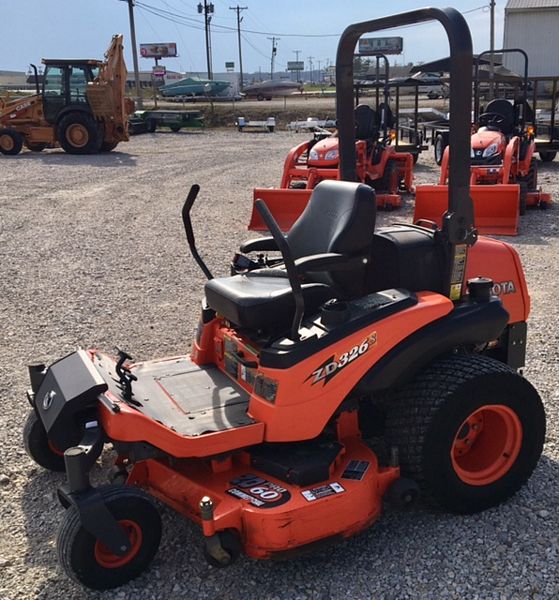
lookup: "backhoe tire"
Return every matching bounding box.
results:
[25,142,48,152]
[57,113,102,154]
[539,150,556,162]
[385,354,545,514]
[519,182,528,216]
[99,141,119,152]
[0,129,24,155]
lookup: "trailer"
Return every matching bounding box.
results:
[236,116,276,132]
[129,110,204,134]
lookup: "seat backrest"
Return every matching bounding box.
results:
[482,99,515,134]
[354,104,379,140]
[287,180,376,298]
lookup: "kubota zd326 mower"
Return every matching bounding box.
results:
[249,58,414,232]
[415,49,551,235]
[24,8,545,591]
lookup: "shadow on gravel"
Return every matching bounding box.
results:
[12,151,138,167]
[18,452,559,599]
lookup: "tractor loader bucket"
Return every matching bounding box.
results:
[249,188,312,231]
[414,184,520,236]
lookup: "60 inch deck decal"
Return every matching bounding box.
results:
[306,332,377,386]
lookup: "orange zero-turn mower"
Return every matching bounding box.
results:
[415,48,552,236]
[249,60,414,232]
[24,8,545,591]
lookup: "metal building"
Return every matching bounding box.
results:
[503,0,559,76]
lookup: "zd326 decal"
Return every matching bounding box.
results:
[306,332,377,386]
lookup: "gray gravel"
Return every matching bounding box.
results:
[1,130,558,599]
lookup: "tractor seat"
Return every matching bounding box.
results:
[354,104,379,140]
[479,99,515,134]
[205,181,376,334]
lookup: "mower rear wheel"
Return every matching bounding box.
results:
[23,411,66,472]
[203,530,242,568]
[0,129,24,155]
[57,113,102,154]
[57,486,162,590]
[385,354,545,514]
[539,150,556,162]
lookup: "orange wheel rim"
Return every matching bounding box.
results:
[94,519,143,568]
[67,124,89,148]
[0,134,14,151]
[451,404,523,486]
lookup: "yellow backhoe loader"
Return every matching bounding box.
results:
[0,35,134,155]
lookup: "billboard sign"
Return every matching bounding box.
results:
[287,61,305,71]
[140,43,178,58]
[358,37,403,55]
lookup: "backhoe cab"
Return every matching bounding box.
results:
[0,35,133,156]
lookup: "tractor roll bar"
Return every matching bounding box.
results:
[336,7,476,247]
[474,48,529,129]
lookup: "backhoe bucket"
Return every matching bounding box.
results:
[249,188,312,232]
[414,184,520,236]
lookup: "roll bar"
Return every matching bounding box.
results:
[336,7,476,249]
[474,48,529,129]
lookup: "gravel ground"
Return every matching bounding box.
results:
[1,130,558,600]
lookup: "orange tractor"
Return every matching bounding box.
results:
[0,35,133,156]
[249,59,414,231]
[415,49,551,235]
[23,8,545,591]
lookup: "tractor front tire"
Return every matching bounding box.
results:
[57,113,102,155]
[519,182,528,216]
[434,134,446,166]
[385,354,545,514]
[0,129,24,155]
[57,486,162,590]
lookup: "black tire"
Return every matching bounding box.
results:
[519,181,528,216]
[25,142,48,152]
[57,112,102,154]
[203,530,242,568]
[525,157,538,191]
[385,354,545,514]
[434,134,446,166]
[267,126,275,133]
[412,152,419,165]
[23,411,66,472]
[169,124,181,133]
[99,141,119,152]
[371,159,397,195]
[146,119,157,133]
[539,150,556,162]
[256,94,265,101]
[57,486,162,590]
[0,129,24,155]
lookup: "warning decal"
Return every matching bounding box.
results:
[301,482,345,502]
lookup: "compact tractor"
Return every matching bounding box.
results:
[249,58,414,231]
[415,49,551,235]
[0,35,133,156]
[23,8,545,591]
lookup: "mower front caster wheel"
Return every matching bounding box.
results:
[386,477,420,509]
[23,411,66,471]
[203,529,242,568]
[57,486,162,590]
[386,354,545,514]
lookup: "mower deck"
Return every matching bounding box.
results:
[93,352,255,436]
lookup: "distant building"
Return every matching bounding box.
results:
[504,0,559,76]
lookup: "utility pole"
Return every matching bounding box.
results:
[198,1,214,80]
[229,5,247,90]
[308,56,314,84]
[268,37,279,80]
[317,59,322,84]
[293,49,302,82]
[120,0,142,108]
[489,0,496,100]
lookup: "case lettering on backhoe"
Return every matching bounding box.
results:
[306,333,377,386]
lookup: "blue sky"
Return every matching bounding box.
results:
[2,1,504,74]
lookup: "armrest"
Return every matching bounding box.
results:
[239,236,278,253]
[294,252,351,273]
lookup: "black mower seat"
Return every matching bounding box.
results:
[205,275,335,332]
[205,180,376,333]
